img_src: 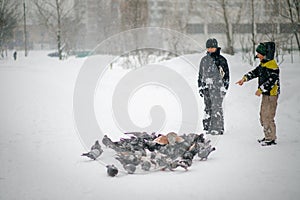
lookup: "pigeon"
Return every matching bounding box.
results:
[115,152,141,166]
[182,150,195,160]
[150,152,157,160]
[106,165,118,177]
[81,140,103,160]
[170,160,189,170]
[91,140,101,150]
[154,132,184,145]
[154,154,170,167]
[81,148,103,160]
[166,132,184,145]
[124,132,151,139]
[188,142,201,155]
[195,133,205,143]
[144,140,158,152]
[141,160,151,171]
[149,132,158,140]
[160,158,189,171]
[102,135,114,148]
[163,160,183,171]
[202,139,211,146]
[198,145,216,160]
[153,135,169,145]
[179,159,192,168]
[124,164,136,174]
[181,133,198,144]
[158,143,186,160]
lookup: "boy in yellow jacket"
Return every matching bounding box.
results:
[236,42,280,146]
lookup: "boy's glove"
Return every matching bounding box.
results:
[220,86,227,98]
[199,86,208,97]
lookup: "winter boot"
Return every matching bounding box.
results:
[257,138,266,143]
[261,140,277,146]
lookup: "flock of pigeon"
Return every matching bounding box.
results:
[81,132,216,177]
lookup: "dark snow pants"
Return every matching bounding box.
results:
[202,88,224,134]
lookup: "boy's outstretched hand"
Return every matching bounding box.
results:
[236,79,245,86]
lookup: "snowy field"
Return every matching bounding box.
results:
[0,50,300,200]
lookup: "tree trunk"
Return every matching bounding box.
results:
[287,0,300,51]
[23,0,28,57]
[56,0,62,60]
[251,0,256,56]
[221,0,234,55]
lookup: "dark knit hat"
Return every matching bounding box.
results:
[256,43,267,55]
[206,38,218,48]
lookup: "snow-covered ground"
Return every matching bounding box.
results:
[0,50,299,200]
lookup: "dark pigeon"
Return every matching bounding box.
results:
[106,165,118,177]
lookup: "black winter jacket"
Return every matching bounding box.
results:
[244,59,280,96]
[198,48,230,90]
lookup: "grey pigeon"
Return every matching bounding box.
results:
[160,159,188,171]
[188,142,201,155]
[165,160,182,171]
[198,145,216,160]
[179,159,192,168]
[91,140,101,150]
[102,135,114,148]
[182,150,195,160]
[115,152,141,166]
[124,132,150,139]
[170,160,189,170]
[81,148,103,160]
[150,152,156,160]
[141,160,151,171]
[106,165,118,177]
[154,154,169,167]
[195,133,205,143]
[81,140,103,160]
[124,164,136,174]
[202,139,211,147]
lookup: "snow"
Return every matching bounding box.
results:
[0,50,300,200]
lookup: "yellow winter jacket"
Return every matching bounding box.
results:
[261,60,279,96]
[244,59,280,96]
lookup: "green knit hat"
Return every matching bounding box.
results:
[256,43,267,55]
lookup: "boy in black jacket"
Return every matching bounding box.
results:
[198,38,230,135]
[236,42,280,146]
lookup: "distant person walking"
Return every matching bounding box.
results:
[236,42,280,146]
[198,38,230,135]
[13,51,17,60]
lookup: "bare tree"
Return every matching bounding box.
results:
[97,1,120,43]
[253,1,298,63]
[119,0,149,68]
[33,0,81,60]
[220,0,235,55]
[0,0,20,58]
[120,0,148,30]
[206,0,243,55]
[251,0,256,56]
[282,0,300,51]
[164,0,190,53]
[23,0,28,57]
[163,1,189,31]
